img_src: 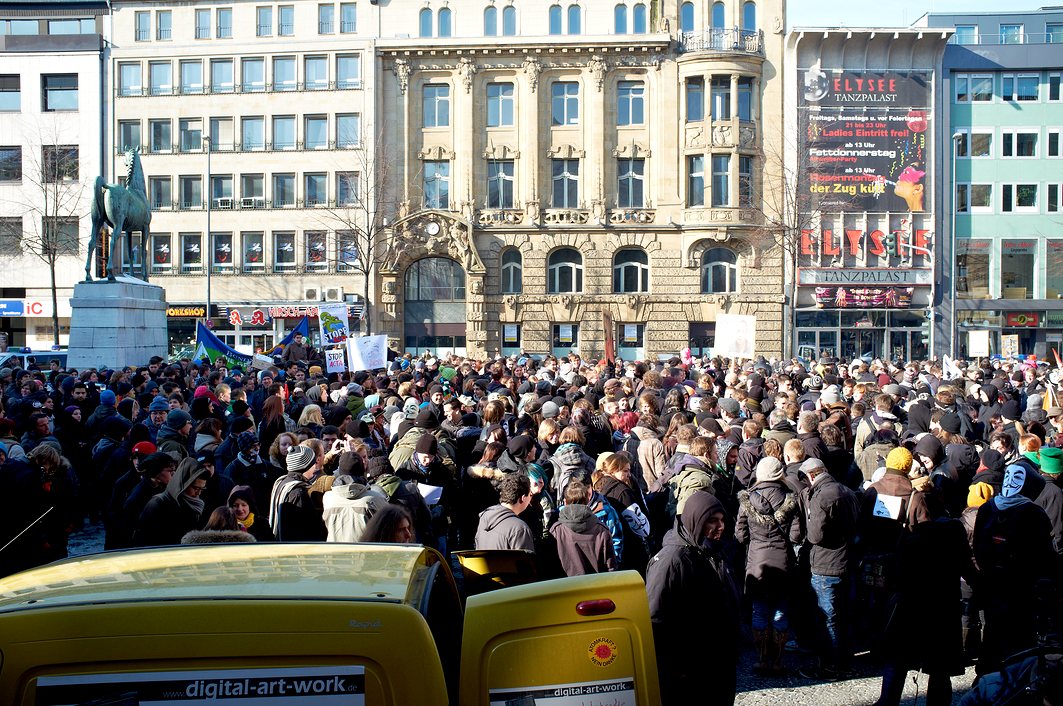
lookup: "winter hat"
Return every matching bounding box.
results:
[967,482,995,508]
[680,491,727,539]
[978,449,1007,475]
[337,451,364,477]
[415,434,439,456]
[228,485,258,511]
[799,457,827,475]
[165,409,192,430]
[429,384,444,395]
[237,431,260,453]
[1001,399,1021,421]
[414,409,440,429]
[231,400,250,417]
[1040,446,1063,475]
[507,434,535,458]
[939,412,962,435]
[886,447,913,474]
[286,445,316,474]
[115,381,133,398]
[755,457,785,484]
[99,389,116,406]
[148,397,169,412]
[194,385,210,399]
[366,455,393,480]
[718,398,741,416]
[117,398,137,420]
[542,401,560,420]
[820,387,841,406]
[131,441,157,457]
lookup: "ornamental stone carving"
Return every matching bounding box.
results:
[712,125,733,147]
[393,59,411,94]
[739,125,756,147]
[522,55,542,92]
[381,213,485,274]
[458,57,477,93]
[685,125,705,148]
[588,55,607,91]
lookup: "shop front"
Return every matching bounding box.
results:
[956,309,1063,359]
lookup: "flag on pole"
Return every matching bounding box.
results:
[266,316,310,356]
[195,322,253,365]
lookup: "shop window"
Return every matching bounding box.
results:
[613,248,649,293]
[956,239,990,299]
[552,323,578,357]
[1001,240,1034,298]
[702,247,736,293]
[548,248,582,293]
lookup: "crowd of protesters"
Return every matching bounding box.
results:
[1,341,1061,705]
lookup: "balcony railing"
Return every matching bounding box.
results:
[678,28,762,55]
[118,79,363,98]
[950,31,1063,46]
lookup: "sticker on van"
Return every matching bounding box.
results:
[488,677,636,705]
[36,666,365,705]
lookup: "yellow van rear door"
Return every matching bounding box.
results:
[458,570,659,705]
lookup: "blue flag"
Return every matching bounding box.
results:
[267,316,310,356]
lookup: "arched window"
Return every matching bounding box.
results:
[632,3,647,33]
[701,247,737,293]
[567,4,581,34]
[680,1,694,33]
[502,5,516,35]
[548,248,583,293]
[742,1,756,31]
[501,248,522,293]
[405,257,466,302]
[419,7,433,37]
[613,249,649,293]
[437,7,452,37]
[548,4,562,34]
[484,6,497,35]
[613,4,627,33]
[711,1,725,29]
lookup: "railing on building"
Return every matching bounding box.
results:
[678,28,763,55]
[949,31,1063,45]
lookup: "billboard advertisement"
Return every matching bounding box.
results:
[799,63,932,213]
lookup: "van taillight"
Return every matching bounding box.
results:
[576,599,616,616]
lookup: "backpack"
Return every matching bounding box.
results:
[666,465,717,519]
[622,433,643,483]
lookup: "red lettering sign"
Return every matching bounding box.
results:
[845,229,862,256]
[229,310,243,326]
[250,309,267,326]
[868,230,886,257]
[800,230,815,256]
[821,229,840,257]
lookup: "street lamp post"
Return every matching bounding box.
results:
[205,136,212,327]
[951,132,962,358]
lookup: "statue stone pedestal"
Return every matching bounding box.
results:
[67,277,168,369]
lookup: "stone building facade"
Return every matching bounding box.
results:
[374,0,786,361]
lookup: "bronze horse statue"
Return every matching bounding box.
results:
[85,149,151,281]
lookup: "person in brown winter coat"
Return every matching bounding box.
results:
[551,480,616,576]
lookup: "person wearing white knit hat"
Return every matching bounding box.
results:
[268,444,325,541]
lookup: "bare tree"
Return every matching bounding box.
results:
[9,130,87,347]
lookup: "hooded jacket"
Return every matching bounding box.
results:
[180,529,256,544]
[322,479,388,542]
[549,442,596,499]
[474,504,535,552]
[550,503,617,576]
[631,424,668,490]
[736,479,802,582]
[133,460,210,547]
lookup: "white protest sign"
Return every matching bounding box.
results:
[714,314,757,359]
[346,335,388,371]
[325,347,347,374]
[317,303,351,346]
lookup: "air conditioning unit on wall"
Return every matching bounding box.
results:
[304,286,322,302]
[324,286,344,302]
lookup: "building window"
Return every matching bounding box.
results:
[306,231,327,270]
[182,233,203,269]
[1049,129,1061,158]
[617,81,645,125]
[419,8,433,37]
[955,129,992,158]
[956,183,992,213]
[273,173,295,206]
[305,173,327,205]
[502,324,521,351]
[179,176,202,209]
[487,82,514,127]
[548,5,562,35]
[486,159,514,208]
[43,146,78,182]
[211,174,233,206]
[686,78,704,121]
[1001,240,1034,296]
[147,120,170,154]
[712,1,725,28]
[741,1,755,30]
[953,25,977,44]
[710,77,730,120]
[617,158,644,208]
[256,6,272,35]
[0,217,19,254]
[180,60,203,94]
[551,81,579,125]
[44,219,79,255]
[501,248,522,293]
[216,8,232,38]
[337,230,358,271]
[341,3,357,32]
[423,84,451,127]
[1002,184,1037,213]
[149,177,171,209]
[1048,184,1061,213]
[613,249,649,293]
[1000,23,1023,44]
[272,115,295,150]
[337,55,360,89]
[156,10,171,40]
[210,59,234,93]
[241,117,265,151]
[136,11,150,41]
[680,2,694,33]
[438,7,452,37]
[304,115,327,149]
[1002,130,1038,158]
[955,73,993,102]
[149,61,172,95]
[151,234,171,269]
[701,247,736,293]
[567,4,581,34]
[279,5,294,35]
[336,171,358,205]
[548,248,583,293]
[42,74,77,111]
[240,174,264,203]
[711,154,730,207]
[0,75,19,111]
[1002,73,1039,102]
[687,155,704,207]
[1049,23,1063,43]
[337,113,360,147]
[241,58,265,93]
[423,161,450,209]
[210,117,233,151]
[0,146,21,181]
[305,56,328,90]
[551,159,579,207]
[212,232,234,270]
[738,77,753,120]
[273,57,296,91]
[119,63,142,97]
[179,118,202,152]
[739,155,754,207]
[632,3,647,33]
[274,232,296,270]
[318,4,334,33]
[502,6,516,35]
[194,9,210,38]
[243,232,264,270]
[613,4,627,33]
[118,121,141,151]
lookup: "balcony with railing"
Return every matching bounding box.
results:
[678,27,763,55]
[949,30,1063,46]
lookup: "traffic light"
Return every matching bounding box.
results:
[919,311,932,345]
[884,230,898,257]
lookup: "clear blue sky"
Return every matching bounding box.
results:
[788,0,1052,29]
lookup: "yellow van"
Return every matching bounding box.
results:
[0,543,659,705]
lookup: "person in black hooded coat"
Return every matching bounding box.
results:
[646,490,741,706]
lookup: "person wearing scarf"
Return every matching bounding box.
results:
[646,490,741,705]
[132,458,210,547]
[228,485,274,541]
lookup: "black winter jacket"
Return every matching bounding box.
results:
[801,473,860,576]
